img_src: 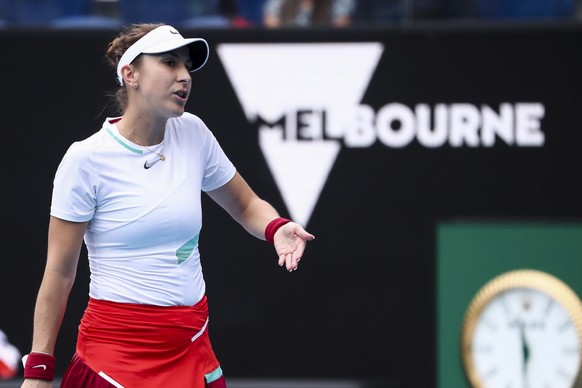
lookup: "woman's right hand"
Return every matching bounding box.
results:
[21,379,52,388]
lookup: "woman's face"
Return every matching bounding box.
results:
[133,46,193,119]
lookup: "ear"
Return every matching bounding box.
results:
[120,64,137,86]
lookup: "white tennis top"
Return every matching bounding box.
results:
[50,113,236,306]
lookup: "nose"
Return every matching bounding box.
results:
[178,64,191,84]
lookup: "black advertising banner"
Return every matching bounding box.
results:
[0,24,581,387]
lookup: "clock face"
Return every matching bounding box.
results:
[461,270,582,388]
[471,287,580,388]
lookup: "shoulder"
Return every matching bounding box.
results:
[63,128,108,159]
[170,112,207,129]
[58,124,116,173]
[168,112,215,140]
[62,133,97,162]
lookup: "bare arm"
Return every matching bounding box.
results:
[206,172,280,239]
[22,217,88,387]
[207,172,315,271]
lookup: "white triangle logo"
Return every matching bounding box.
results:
[217,43,384,226]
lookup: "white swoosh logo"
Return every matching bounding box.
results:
[32,364,47,370]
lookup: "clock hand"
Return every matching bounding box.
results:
[519,320,531,387]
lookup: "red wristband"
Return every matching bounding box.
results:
[265,217,291,244]
[23,352,55,381]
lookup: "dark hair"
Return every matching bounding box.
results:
[105,23,164,114]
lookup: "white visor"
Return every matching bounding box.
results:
[116,25,209,86]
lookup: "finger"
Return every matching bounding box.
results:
[286,253,292,271]
[286,253,297,272]
[292,256,300,270]
[292,242,306,261]
[297,229,315,241]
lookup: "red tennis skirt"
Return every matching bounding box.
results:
[60,296,226,388]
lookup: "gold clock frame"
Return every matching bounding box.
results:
[460,269,582,388]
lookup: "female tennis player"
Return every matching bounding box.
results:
[21,23,314,388]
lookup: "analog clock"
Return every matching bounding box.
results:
[461,269,582,388]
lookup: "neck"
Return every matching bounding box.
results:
[117,115,166,146]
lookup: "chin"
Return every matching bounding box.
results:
[169,108,186,118]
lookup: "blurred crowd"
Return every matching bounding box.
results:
[0,329,20,380]
[0,0,580,29]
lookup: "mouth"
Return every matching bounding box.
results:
[173,89,189,102]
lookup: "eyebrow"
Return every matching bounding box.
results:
[159,51,192,64]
